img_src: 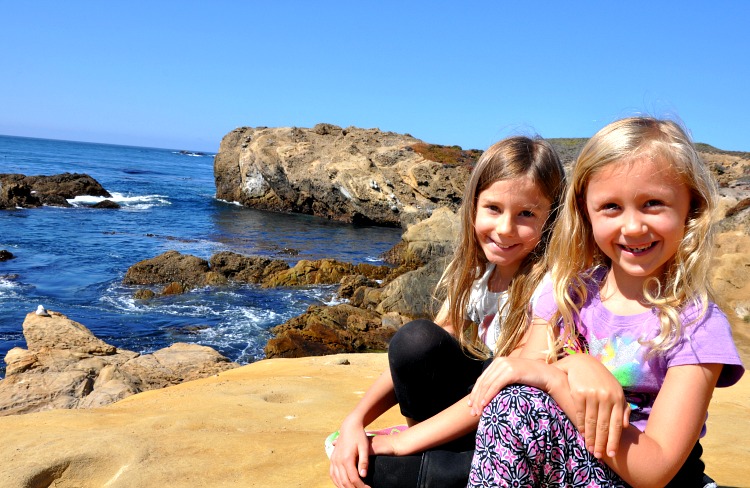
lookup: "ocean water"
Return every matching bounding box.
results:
[0,135,403,378]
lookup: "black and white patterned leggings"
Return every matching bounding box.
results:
[468,384,627,487]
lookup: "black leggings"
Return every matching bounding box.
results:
[365,319,484,487]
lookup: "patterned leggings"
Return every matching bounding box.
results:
[468,384,628,487]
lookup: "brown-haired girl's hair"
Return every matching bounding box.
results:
[436,136,566,358]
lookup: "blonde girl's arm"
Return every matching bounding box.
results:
[470,317,630,457]
[602,363,722,487]
[330,370,398,488]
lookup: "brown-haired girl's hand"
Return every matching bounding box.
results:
[554,354,630,459]
[467,357,557,416]
[329,416,372,488]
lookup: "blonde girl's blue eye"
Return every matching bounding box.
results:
[519,210,535,217]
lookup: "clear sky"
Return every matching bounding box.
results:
[2,1,748,153]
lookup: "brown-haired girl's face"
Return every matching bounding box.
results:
[474,176,551,278]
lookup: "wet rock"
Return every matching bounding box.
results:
[209,251,289,284]
[123,250,211,290]
[264,304,396,358]
[91,199,121,209]
[0,172,111,208]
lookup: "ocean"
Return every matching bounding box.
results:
[0,135,403,378]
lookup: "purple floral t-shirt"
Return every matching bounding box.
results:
[533,270,745,433]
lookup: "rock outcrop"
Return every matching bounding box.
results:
[213,124,477,227]
[0,311,237,416]
[0,172,112,209]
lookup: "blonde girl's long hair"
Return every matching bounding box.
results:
[437,136,566,359]
[547,117,719,359]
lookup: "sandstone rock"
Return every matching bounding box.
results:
[0,353,745,487]
[264,304,396,358]
[377,256,449,319]
[22,311,115,355]
[338,274,379,299]
[0,311,237,416]
[382,206,459,266]
[349,286,383,310]
[213,124,474,227]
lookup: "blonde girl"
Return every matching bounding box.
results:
[329,136,565,488]
[468,117,744,487]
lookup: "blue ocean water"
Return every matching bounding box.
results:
[0,135,403,377]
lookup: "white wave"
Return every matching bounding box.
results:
[214,198,243,206]
[0,277,26,300]
[323,295,347,306]
[67,192,171,209]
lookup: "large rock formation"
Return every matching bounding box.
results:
[0,311,237,416]
[213,124,478,227]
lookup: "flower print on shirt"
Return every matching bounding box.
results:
[586,332,644,389]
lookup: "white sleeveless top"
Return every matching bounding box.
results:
[466,264,509,353]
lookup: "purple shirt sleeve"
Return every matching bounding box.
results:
[666,302,745,387]
[531,274,557,322]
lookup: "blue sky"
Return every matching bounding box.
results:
[2,1,748,153]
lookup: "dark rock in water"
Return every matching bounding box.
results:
[0,172,112,208]
[123,250,211,290]
[0,250,15,261]
[264,303,397,359]
[209,251,289,284]
[92,199,121,209]
[0,181,41,209]
[161,282,186,295]
[134,288,156,300]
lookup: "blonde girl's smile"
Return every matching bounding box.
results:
[474,176,551,287]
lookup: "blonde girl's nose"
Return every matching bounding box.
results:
[622,210,646,235]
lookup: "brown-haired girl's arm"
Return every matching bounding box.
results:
[601,363,721,487]
[368,393,479,456]
[330,370,398,488]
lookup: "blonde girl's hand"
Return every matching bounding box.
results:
[554,354,630,459]
[329,417,372,488]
